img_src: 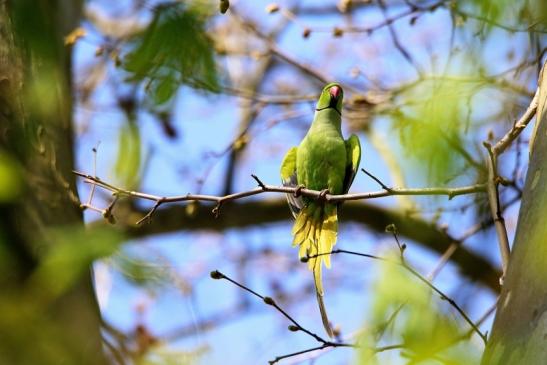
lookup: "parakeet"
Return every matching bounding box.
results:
[280,82,361,337]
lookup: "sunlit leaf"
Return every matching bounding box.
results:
[357,253,481,364]
[455,0,546,33]
[115,122,141,188]
[124,3,219,105]
[112,252,170,288]
[137,343,207,365]
[392,78,473,184]
[28,226,123,305]
[152,75,178,105]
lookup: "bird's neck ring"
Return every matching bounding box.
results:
[315,106,341,116]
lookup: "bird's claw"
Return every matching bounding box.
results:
[318,189,330,201]
[294,184,306,197]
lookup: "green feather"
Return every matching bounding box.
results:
[280,147,297,181]
[280,82,361,338]
[343,134,362,193]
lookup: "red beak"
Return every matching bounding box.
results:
[329,85,341,99]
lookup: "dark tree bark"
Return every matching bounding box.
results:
[482,64,547,364]
[0,1,107,364]
[105,199,501,292]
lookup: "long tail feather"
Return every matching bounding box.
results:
[292,203,338,338]
[317,291,334,338]
[314,258,334,338]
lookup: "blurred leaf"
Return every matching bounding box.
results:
[470,0,511,26]
[0,225,122,365]
[357,253,481,364]
[28,226,123,305]
[393,78,471,184]
[455,0,546,33]
[0,151,22,202]
[112,252,170,288]
[153,75,178,105]
[115,122,141,188]
[137,344,207,365]
[64,27,86,45]
[124,3,219,105]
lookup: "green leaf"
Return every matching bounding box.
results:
[454,0,546,34]
[152,75,178,105]
[392,77,471,184]
[112,253,170,288]
[115,122,141,188]
[124,3,219,105]
[137,343,207,365]
[357,253,481,364]
[28,226,123,305]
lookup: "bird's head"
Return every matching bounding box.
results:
[316,82,343,115]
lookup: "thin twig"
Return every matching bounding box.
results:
[307,247,488,344]
[422,300,498,358]
[377,0,424,77]
[492,87,539,155]
[270,343,402,365]
[426,242,459,280]
[387,225,407,261]
[312,0,446,35]
[136,198,165,225]
[362,168,392,191]
[86,145,100,206]
[268,344,333,365]
[209,270,350,346]
[403,263,487,344]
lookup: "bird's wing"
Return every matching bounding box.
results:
[280,146,303,218]
[342,134,361,194]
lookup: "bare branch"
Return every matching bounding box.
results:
[209,270,358,364]
[209,269,404,364]
[268,343,403,365]
[74,171,486,222]
[377,0,424,77]
[362,168,392,191]
[492,87,539,156]
[483,142,511,279]
[135,198,165,225]
[210,270,332,344]
[479,87,540,279]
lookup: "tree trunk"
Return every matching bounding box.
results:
[0,1,107,364]
[481,64,547,364]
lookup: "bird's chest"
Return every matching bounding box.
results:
[296,132,346,192]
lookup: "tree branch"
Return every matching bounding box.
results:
[75,171,486,216]
[492,87,539,156]
[95,199,501,292]
[481,86,540,278]
[483,143,511,278]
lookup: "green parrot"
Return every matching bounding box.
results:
[280,82,361,337]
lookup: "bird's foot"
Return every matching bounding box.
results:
[294,184,306,197]
[318,189,330,202]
